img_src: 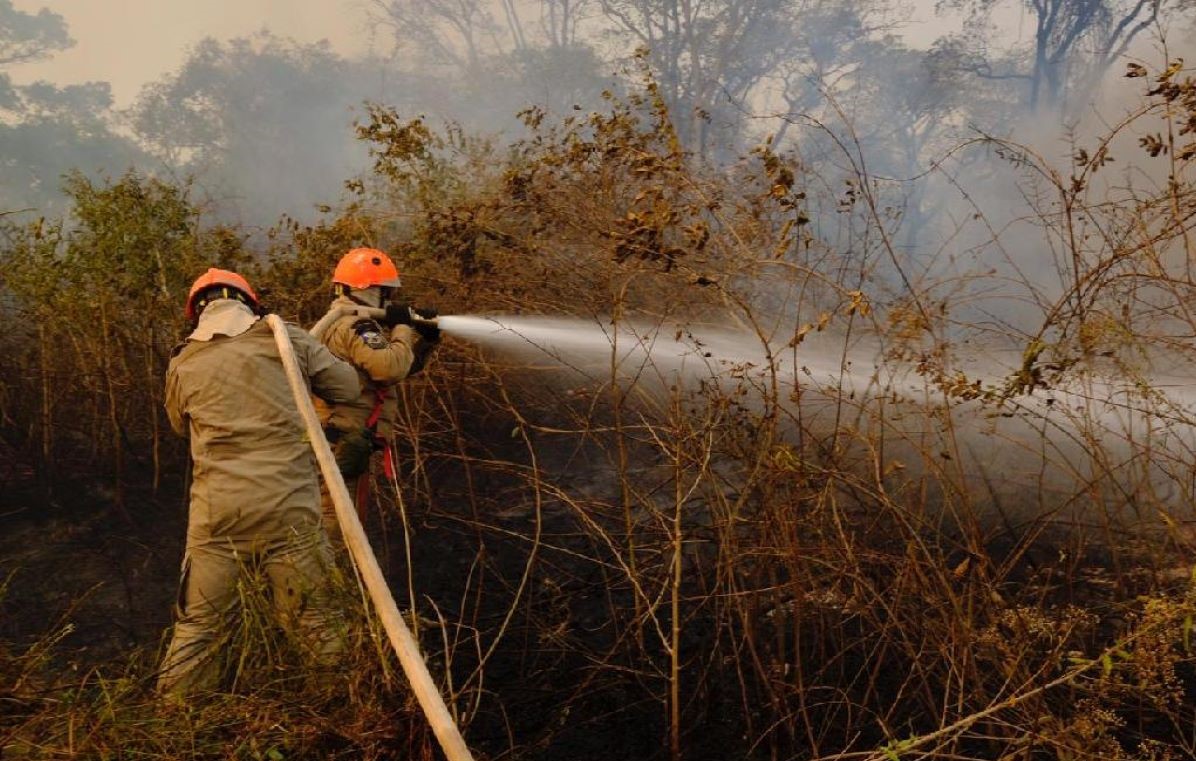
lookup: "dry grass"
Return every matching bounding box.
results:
[5,59,1196,760]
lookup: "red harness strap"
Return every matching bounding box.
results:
[365,387,388,430]
[354,387,397,523]
[365,387,397,480]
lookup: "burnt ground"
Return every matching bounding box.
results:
[4,424,1184,760]
[0,475,183,670]
[0,429,687,760]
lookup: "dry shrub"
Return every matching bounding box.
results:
[5,58,1196,761]
[0,565,438,760]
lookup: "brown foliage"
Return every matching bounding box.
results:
[5,64,1196,760]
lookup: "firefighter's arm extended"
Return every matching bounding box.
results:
[341,318,418,385]
[289,323,360,403]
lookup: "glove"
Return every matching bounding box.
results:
[331,427,374,478]
[383,303,413,326]
[407,322,439,375]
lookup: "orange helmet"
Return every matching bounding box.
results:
[185,267,259,321]
[333,247,401,290]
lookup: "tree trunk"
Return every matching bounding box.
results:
[38,322,53,491]
[148,326,161,495]
[100,299,130,522]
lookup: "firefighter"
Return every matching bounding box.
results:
[314,247,440,539]
[158,268,360,696]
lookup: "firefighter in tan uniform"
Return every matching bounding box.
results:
[158,268,360,696]
[315,248,440,539]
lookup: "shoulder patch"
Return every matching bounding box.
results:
[352,319,389,350]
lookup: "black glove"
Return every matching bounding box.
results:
[412,305,438,320]
[330,427,374,478]
[383,303,413,326]
[413,319,441,344]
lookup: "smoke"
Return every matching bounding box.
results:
[1,1,620,225]
[4,0,1196,364]
[773,25,1196,342]
[4,0,1192,231]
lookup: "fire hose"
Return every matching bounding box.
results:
[267,314,475,761]
[308,303,438,341]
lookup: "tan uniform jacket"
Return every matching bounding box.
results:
[166,317,359,549]
[315,296,419,440]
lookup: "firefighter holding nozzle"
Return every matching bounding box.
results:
[314,247,441,540]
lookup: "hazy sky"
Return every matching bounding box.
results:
[12,0,967,109]
[11,0,376,106]
[14,0,971,107]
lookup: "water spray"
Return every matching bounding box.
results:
[313,302,1196,527]
[443,312,1196,522]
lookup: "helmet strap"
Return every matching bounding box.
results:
[193,286,253,323]
[347,286,384,308]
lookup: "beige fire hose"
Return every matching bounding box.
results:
[267,314,475,761]
[309,304,387,340]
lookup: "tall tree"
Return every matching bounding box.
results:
[0,0,73,120]
[129,34,378,223]
[771,0,901,141]
[370,0,614,127]
[0,80,145,212]
[938,0,1162,111]
[598,0,798,156]
[541,0,591,46]
[0,0,71,67]
[370,0,514,74]
[0,3,143,214]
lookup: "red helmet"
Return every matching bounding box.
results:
[333,248,401,289]
[185,268,259,321]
